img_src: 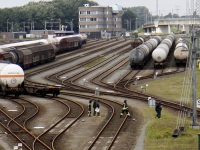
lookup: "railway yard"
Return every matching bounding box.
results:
[0,35,198,150]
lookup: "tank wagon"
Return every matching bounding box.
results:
[130,36,151,49]
[174,37,189,66]
[0,62,24,98]
[129,36,162,69]
[152,34,175,68]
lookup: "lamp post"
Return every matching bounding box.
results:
[65,19,73,31]
[129,18,135,31]
[71,19,73,31]
[7,19,9,32]
[135,18,137,30]
[50,19,53,30]
[23,22,25,32]
[11,22,13,32]
[126,19,129,31]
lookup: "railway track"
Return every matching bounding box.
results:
[0,38,195,149]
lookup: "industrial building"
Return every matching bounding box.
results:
[78,4,124,39]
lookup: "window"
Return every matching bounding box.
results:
[87,11,90,14]
[86,18,97,21]
[80,18,86,21]
[90,11,96,14]
[80,25,86,28]
[88,25,96,28]
[80,11,87,15]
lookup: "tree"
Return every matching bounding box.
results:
[122,9,137,31]
[0,0,98,32]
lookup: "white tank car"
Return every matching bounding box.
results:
[0,39,50,51]
[0,63,24,88]
[174,37,189,63]
[152,34,175,64]
[129,36,162,68]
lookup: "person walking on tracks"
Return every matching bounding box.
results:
[155,102,162,118]
[95,100,101,117]
[88,100,92,117]
[93,100,97,116]
[120,100,130,118]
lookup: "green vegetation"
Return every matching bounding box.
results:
[84,57,105,67]
[143,69,200,103]
[171,27,178,33]
[138,69,200,150]
[143,108,198,150]
[0,0,98,32]
[136,27,145,33]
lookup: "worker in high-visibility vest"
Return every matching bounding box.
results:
[199,62,200,70]
[197,59,200,67]
[120,100,131,118]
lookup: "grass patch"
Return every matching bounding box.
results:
[141,69,200,104]
[84,57,105,68]
[144,107,198,150]
[140,69,200,150]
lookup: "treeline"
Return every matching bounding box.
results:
[0,0,97,32]
[0,0,186,33]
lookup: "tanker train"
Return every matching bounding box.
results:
[129,36,162,69]
[152,34,175,68]
[0,61,60,98]
[0,62,24,98]
[130,36,151,49]
[0,34,87,98]
[174,36,189,65]
[0,34,87,68]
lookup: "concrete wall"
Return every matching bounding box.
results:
[155,25,169,34]
[0,32,26,39]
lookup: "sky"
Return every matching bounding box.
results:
[0,0,187,16]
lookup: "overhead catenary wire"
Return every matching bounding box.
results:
[175,37,193,131]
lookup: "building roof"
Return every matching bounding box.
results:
[112,4,123,11]
[112,4,124,16]
[54,30,74,34]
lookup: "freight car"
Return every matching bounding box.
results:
[23,83,61,97]
[174,37,189,66]
[130,36,151,49]
[152,34,175,68]
[0,43,56,69]
[0,34,86,68]
[0,62,24,98]
[129,36,162,69]
[55,36,82,54]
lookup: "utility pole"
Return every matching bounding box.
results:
[191,28,199,126]
[23,22,25,32]
[156,0,158,16]
[126,19,129,31]
[186,0,189,17]
[7,19,9,32]
[11,22,13,32]
[71,19,73,31]
[175,5,180,16]
[196,0,200,18]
